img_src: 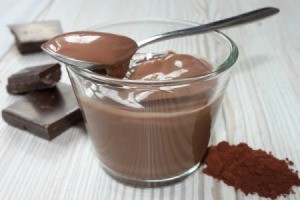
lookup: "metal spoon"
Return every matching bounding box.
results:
[41,7,279,69]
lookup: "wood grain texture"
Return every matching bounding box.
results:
[0,0,299,199]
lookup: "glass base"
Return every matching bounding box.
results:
[102,162,200,188]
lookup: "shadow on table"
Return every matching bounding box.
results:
[51,121,88,145]
[234,54,273,74]
[104,170,201,199]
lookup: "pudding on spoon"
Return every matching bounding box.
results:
[42,31,138,78]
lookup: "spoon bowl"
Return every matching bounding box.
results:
[41,45,98,68]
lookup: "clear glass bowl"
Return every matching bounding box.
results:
[66,19,238,187]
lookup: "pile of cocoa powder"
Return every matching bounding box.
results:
[202,141,300,199]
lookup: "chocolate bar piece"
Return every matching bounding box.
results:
[7,63,61,94]
[9,21,62,54]
[2,83,82,140]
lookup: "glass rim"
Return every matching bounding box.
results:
[67,18,239,86]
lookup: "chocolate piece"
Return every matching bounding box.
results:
[2,83,82,140]
[9,21,62,54]
[6,63,61,94]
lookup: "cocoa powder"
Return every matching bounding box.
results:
[202,141,300,199]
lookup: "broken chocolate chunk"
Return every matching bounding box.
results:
[7,63,61,94]
[2,83,82,140]
[9,21,62,54]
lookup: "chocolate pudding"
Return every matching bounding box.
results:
[76,52,221,182]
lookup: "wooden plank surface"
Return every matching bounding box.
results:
[0,0,299,199]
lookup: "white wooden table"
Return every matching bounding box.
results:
[0,0,299,199]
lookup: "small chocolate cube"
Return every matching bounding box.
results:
[7,63,61,94]
[9,21,62,54]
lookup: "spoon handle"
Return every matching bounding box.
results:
[137,7,279,48]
